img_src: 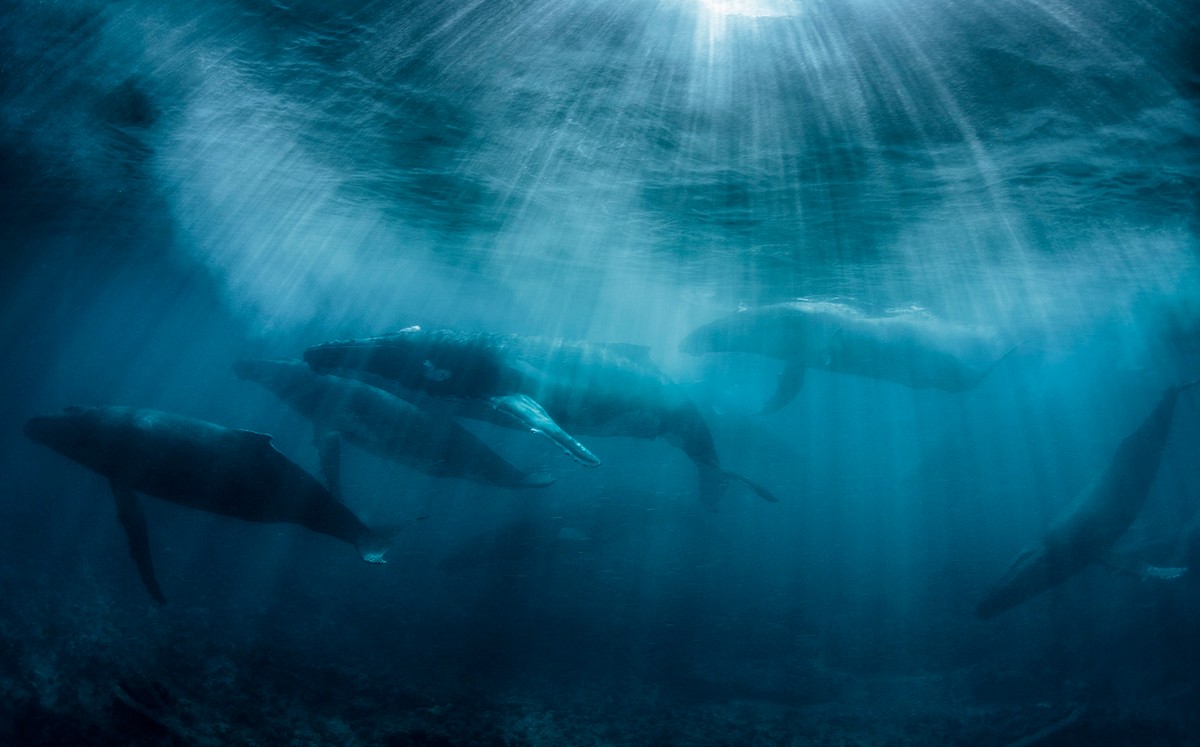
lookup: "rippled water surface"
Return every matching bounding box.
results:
[2,0,1199,743]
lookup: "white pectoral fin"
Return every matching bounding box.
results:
[1140,565,1188,581]
[1101,551,1187,581]
[760,360,804,415]
[491,394,601,467]
[110,480,167,605]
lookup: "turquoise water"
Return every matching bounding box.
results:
[2,0,1199,743]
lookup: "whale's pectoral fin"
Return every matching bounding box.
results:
[760,360,805,415]
[110,480,166,605]
[823,328,846,367]
[1100,552,1188,581]
[1139,565,1189,580]
[490,394,601,467]
[315,430,343,498]
[969,337,1039,388]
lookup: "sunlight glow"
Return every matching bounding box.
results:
[696,0,797,18]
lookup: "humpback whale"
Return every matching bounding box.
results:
[233,359,552,495]
[24,406,391,604]
[304,328,778,509]
[976,382,1198,618]
[680,300,1014,413]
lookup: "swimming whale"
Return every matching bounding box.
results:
[234,359,552,495]
[304,328,779,509]
[680,300,1014,413]
[24,406,392,604]
[976,382,1198,619]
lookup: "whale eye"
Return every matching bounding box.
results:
[422,360,452,382]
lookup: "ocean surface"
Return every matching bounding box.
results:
[2,0,1199,744]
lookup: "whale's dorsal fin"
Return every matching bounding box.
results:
[110,480,167,605]
[490,394,601,467]
[760,360,805,415]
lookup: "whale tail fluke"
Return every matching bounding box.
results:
[355,533,391,564]
[355,516,425,563]
[697,463,779,510]
[723,468,781,504]
[520,470,556,488]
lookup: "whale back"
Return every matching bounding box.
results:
[305,328,519,399]
[681,304,812,359]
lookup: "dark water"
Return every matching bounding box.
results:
[2,0,1199,743]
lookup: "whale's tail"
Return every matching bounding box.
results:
[723,468,781,504]
[355,516,425,563]
[518,470,556,488]
[355,532,391,563]
[697,463,780,511]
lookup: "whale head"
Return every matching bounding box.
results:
[975,544,1065,619]
[24,407,100,462]
[680,306,800,358]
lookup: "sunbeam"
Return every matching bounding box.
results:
[2,0,1198,742]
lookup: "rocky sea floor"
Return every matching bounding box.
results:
[3,570,1198,746]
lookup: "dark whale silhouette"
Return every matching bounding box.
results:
[681,300,1015,413]
[24,406,391,604]
[305,327,778,509]
[234,359,552,495]
[977,382,1198,618]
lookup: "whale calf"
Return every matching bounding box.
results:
[681,300,1014,413]
[976,382,1198,618]
[234,359,552,495]
[305,328,778,509]
[24,406,391,604]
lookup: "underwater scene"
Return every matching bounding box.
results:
[2,0,1199,744]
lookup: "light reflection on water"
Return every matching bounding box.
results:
[0,0,1198,739]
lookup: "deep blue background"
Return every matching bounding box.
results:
[2,0,1199,743]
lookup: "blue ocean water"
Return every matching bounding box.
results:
[1,0,1198,743]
